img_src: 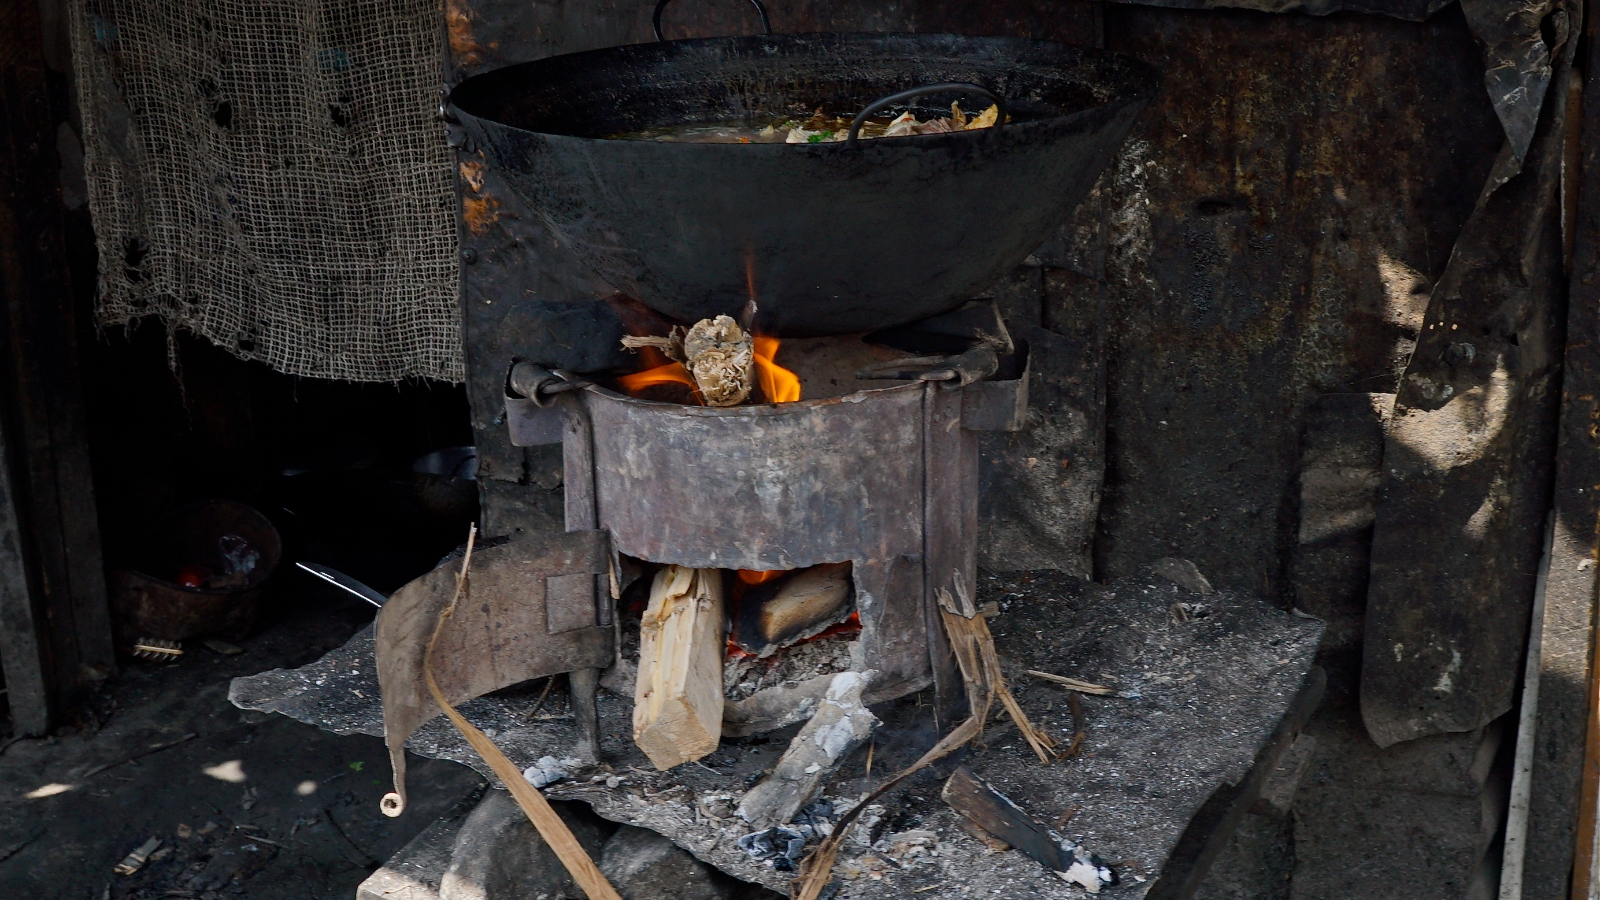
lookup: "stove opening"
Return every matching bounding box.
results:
[618,560,862,706]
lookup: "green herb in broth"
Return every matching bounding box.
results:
[607,102,1001,143]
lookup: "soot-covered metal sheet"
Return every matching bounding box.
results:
[1093,4,1505,598]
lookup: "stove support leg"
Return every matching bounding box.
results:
[923,383,976,727]
[570,666,601,763]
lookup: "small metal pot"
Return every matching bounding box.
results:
[110,499,283,643]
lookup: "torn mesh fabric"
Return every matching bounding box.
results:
[70,0,463,382]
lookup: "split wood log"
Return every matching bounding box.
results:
[737,670,879,828]
[942,766,1116,893]
[733,562,853,656]
[634,566,726,770]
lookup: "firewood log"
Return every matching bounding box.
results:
[634,566,726,769]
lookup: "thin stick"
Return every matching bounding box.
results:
[1024,670,1114,696]
[523,674,559,721]
[80,733,197,779]
[1064,692,1087,758]
[792,716,983,900]
[424,526,622,900]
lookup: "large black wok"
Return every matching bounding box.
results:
[450,31,1157,335]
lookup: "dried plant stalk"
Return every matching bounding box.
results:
[620,333,684,361]
[938,586,1057,764]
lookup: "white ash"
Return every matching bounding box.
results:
[521,755,576,788]
[724,632,856,701]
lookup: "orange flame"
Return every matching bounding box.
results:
[737,569,783,585]
[617,344,699,399]
[615,333,799,404]
[617,361,698,395]
[753,336,800,403]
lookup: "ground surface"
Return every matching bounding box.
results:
[0,585,486,900]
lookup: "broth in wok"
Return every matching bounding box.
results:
[608,101,1002,143]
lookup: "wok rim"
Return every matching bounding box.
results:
[447,31,1161,152]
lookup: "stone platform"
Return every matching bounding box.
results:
[231,565,1322,899]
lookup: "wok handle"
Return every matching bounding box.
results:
[652,0,773,41]
[846,83,1007,149]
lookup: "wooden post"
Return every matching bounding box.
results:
[0,0,114,732]
[1528,7,1600,895]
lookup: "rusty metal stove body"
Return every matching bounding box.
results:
[501,322,1026,757]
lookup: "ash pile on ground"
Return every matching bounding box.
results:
[231,565,1321,898]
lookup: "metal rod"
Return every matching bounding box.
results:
[847,83,1007,149]
[652,0,771,41]
[569,667,602,763]
[1500,513,1555,900]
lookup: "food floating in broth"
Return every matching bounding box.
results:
[609,101,1004,143]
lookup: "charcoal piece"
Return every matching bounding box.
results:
[736,827,806,872]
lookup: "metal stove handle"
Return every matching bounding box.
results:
[509,361,589,408]
[652,0,773,41]
[846,83,1007,149]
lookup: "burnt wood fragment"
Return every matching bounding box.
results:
[942,766,1116,892]
[942,766,1071,872]
[737,670,878,829]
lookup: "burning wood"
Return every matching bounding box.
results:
[634,566,726,770]
[681,316,755,406]
[732,562,853,657]
[621,315,754,406]
[737,670,879,829]
[619,316,799,405]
